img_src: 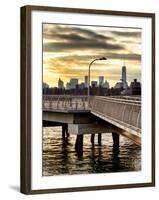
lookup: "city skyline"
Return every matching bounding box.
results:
[58,75,110,90]
[43,63,138,89]
[43,24,141,87]
[43,75,140,90]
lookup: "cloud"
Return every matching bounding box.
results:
[43,24,125,52]
[106,53,141,61]
[43,42,124,52]
[110,31,141,38]
[43,24,112,41]
[44,53,141,67]
[43,24,141,87]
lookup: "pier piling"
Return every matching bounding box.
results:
[65,124,70,137]
[112,132,120,148]
[98,133,102,146]
[75,135,83,156]
[62,125,66,139]
[62,124,69,139]
[90,134,95,145]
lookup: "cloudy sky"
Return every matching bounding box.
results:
[43,23,141,87]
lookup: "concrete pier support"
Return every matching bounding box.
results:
[90,134,95,145]
[112,132,120,148]
[75,135,83,156]
[98,133,102,146]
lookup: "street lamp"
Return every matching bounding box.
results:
[87,57,107,108]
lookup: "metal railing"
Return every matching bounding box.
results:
[43,95,141,134]
[43,95,89,111]
[91,96,141,134]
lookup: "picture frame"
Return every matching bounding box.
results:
[20,5,155,194]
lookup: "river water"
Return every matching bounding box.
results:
[42,127,141,176]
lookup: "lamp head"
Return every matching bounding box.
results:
[99,57,107,60]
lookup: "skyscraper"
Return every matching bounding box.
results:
[103,80,109,89]
[99,76,104,87]
[58,78,64,89]
[70,78,78,89]
[121,63,128,89]
[91,81,98,88]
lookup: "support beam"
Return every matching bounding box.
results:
[112,132,120,148]
[98,133,102,146]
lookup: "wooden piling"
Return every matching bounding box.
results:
[98,133,102,146]
[65,124,69,137]
[62,125,65,139]
[75,134,83,157]
[75,135,83,150]
[112,132,120,148]
[91,134,95,145]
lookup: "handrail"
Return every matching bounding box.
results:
[43,95,141,133]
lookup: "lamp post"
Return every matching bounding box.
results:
[87,57,107,108]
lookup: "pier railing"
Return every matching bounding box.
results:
[91,96,141,135]
[43,95,141,135]
[43,95,89,111]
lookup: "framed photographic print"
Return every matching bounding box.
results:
[20,5,155,194]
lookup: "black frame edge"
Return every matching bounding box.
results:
[23,5,155,17]
[151,13,155,187]
[20,6,32,194]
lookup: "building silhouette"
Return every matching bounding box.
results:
[99,76,104,87]
[58,78,64,89]
[121,62,128,89]
[130,79,141,95]
[91,81,98,88]
[43,70,141,96]
[69,79,78,89]
[103,80,109,89]
[114,82,123,89]
[43,82,49,89]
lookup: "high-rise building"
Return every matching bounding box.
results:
[69,79,78,89]
[130,78,141,95]
[43,82,49,94]
[91,81,98,88]
[66,82,70,90]
[114,82,123,89]
[58,78,64,89]
[99,76,104,87]
[84,75,88,88]
[103,80,109,89]
[43,82,49,89]
[79,82,85,89]
[121,63,128,89]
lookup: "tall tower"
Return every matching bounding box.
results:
[121,60,128,89]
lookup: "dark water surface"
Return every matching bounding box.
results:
[42,127,141,176]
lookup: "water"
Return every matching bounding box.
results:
[42,127,141,176]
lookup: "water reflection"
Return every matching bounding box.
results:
[42,127,141,176]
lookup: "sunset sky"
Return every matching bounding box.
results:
[43,23,141,87]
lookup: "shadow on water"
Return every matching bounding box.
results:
[75,149,83,158]
[110,146,121,172]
